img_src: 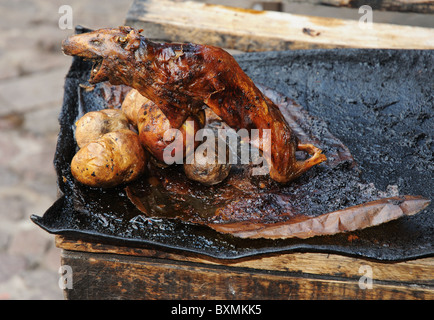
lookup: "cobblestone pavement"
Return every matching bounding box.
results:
[0,0,132,300]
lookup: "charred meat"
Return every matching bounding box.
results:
[62,26,326,183]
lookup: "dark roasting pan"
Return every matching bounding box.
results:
[32,29,433,261]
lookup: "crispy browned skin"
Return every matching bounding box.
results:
[122,89,203,163]
[62,26,326,183]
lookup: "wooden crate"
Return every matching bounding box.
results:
[56,0,434,300]
[57,236,434,300]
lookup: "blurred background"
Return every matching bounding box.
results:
[0,0,432,300]
[0,0,132,300]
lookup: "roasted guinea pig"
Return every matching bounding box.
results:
[62,26,326,183]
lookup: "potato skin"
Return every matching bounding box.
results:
[183,138,231,186]
[184,157,231,186]
[71,129,147,188]
[75,109,130,148]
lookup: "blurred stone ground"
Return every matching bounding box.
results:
[0,0,132,300]
[0,0,432,300]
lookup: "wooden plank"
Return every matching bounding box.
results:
[56,235,434,286]
[125,0,434,51]
[60,249,434,300]
[278,0,434,14]
[245,0,434,14]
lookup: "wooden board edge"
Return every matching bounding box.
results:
[125,0,434,50]
[55,235,434,286]
[61,249,434,300]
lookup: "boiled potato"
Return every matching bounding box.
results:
[71,129,147,188]
[183,135,231,186]
[75,109,130,148]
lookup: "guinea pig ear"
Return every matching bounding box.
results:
[125,29,141,51]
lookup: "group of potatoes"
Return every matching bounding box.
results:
[71,89,231,188]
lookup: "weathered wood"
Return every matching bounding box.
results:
[125,0,434,51]
[56,235,434,300]
[55,236,434,286]
[60,248,433,300]
[62,251,434,300]
[256,0,434,14]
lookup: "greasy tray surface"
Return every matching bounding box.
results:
[32,47,433,261]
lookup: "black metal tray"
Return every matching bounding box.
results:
[32,45,433,261]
